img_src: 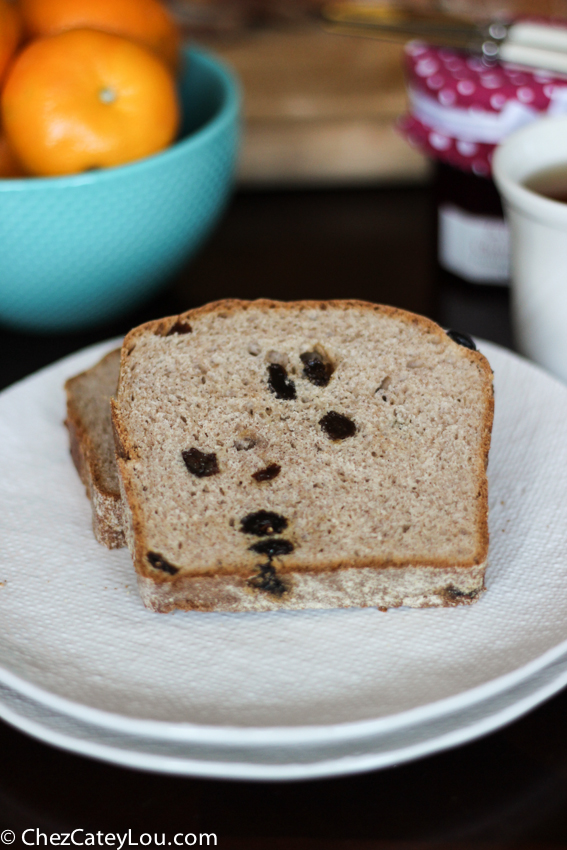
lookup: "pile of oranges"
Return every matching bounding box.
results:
[0,0,182,177]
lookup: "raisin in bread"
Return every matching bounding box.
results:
[65,348,125,549]
[111,299,494,613]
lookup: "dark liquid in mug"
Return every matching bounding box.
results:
[524,164,567,203]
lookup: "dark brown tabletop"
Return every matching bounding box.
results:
[1,183,566,850]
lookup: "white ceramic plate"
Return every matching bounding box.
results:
[1,339,567,774]
[1,645,567,779]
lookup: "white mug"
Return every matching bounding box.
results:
[493,115,567,383]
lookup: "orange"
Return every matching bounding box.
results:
[19,0,180,68]
[0,0,22,85]
[1,29,180,177]
[0,130,25,177]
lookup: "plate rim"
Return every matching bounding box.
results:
[1,637,567,779]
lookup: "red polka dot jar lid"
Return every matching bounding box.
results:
[399,35,567,176]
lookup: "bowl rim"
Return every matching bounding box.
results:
[0,45,240,193]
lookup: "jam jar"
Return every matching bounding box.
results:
[399,37,567,287]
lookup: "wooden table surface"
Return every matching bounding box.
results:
[1,183,565,849]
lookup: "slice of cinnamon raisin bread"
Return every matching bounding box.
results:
[111,299,494,613]
[65,348,125,549]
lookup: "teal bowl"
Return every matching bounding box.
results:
[0,46,240,333]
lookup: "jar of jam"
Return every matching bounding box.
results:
[399,38,567,287]
[434,160,508,286]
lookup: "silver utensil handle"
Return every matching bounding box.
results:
[507,22,567,54]
[499,41,567,75]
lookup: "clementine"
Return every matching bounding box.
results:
[0,0,22,85]
[1,29,180,177]
[19,0,180,68]
[0,130,25,177]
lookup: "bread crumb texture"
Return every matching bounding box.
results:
[113,300,493,611]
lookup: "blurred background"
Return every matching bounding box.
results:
[4,0,567,387]
[173,0,567,186]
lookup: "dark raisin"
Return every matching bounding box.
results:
[240,510,288,536]
[300,350,334,387]
[147,552,179,575]
[252,464,281,482]
[449,585,477,599]
[319,411,356,440]
[446,329,476,351]
[267,364,296,400]
[182,448,219,478]
[442,584,480,602]
[249,538,294,558]
[167,320,192,335]
[248,563,287,596]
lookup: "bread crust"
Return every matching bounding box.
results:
[137,562,487,613]
[112,299,494,610]
[65,349,125,549]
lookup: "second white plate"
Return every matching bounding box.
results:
[2,642,567,779]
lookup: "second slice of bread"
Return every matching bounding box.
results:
[65,349,125,549]
[111,299,494,613]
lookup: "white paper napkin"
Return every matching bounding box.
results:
[1,340,567,732]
